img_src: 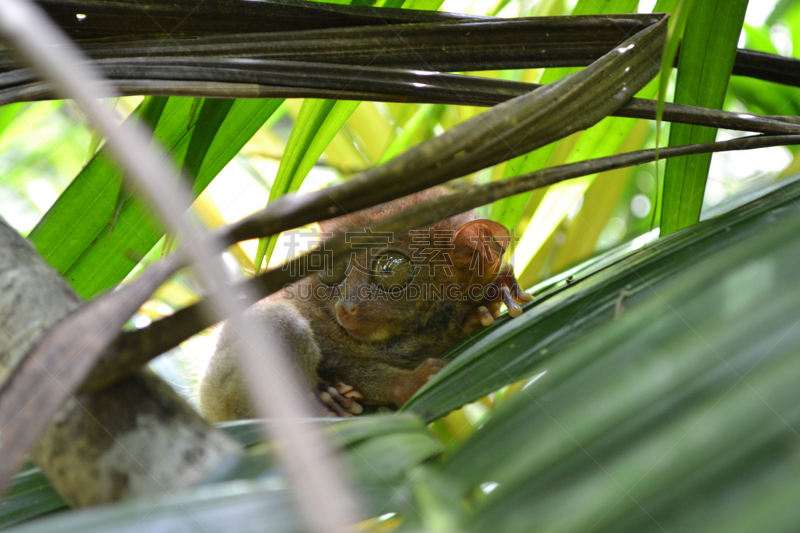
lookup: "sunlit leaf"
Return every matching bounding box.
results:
[403,173,800,421]
[29,97,281,297]
[660,0,749,235]
[255,99,359,271]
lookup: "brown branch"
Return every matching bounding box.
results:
[89,133,800,392]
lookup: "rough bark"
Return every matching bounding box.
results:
[0,216,242,506]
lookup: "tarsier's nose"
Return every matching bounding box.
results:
[336,300,358,318]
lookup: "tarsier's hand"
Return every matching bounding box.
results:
[393,357,450,407]
[318,358,450,415]
[317,375,365,417]
[463,264,533,334]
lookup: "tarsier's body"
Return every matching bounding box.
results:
[199,189,530,421]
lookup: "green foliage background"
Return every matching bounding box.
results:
[2,0,800,531]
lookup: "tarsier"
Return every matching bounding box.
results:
[199,188,532,420]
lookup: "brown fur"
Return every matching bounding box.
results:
[200,188,514,420]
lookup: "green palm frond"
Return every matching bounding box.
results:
[2,0,800,532]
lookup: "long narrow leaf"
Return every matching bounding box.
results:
[255,99,359,271]
[27,96,171,277]
[402,165,800,420]
[660,0,749,234]
[29,97,281,297]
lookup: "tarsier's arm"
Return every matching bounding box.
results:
[324,357,448,409]
[325,220,532,416]
[200,216,533,420]
[199,301,323,422]
[324,263,531,415]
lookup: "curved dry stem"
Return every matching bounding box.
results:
[90,132,800,392]
[0,0,361,529]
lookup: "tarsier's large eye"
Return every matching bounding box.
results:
[371,250,414,291]
[318,259,347,286]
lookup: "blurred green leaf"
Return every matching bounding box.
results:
[403,172,800,421]
[549,120,651,272]
[0,103,25,144]
[446,173,800,532]
[347,432,440,482]
[0,467,66,529]
[728,76,800,117]
[379,104,445,164]
[218,413,430,449]
[4,478,299,533]
[7,1,800,532]
[0,414,438,533]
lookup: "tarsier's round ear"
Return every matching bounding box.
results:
[452,219,511,272]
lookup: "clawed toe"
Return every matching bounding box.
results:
[335,375,365,401]
[486,264,531,316]
[315,376,365,417]
[319,387,363,417]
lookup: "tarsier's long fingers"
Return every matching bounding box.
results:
[462,305,492,334]
[318,379,364,417]
[464,264,532,332]
[334,375,365,402]
[500,285,523,317]
[492,264,533,301]
[486,264,532,310]
[318,389,352,417]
